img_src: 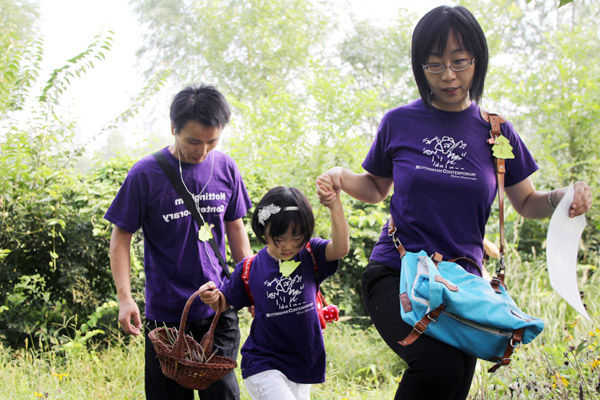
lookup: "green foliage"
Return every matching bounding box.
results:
[470,254,600,399]
[0,118,120,347]
[0,13,142,348]
[135,0,332,102]
[0,0,41,112]
[525,0,575,7]
[38,31,114,104]
[338,8,417,111]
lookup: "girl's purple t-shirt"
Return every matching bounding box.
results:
[104,147,252,321]
[222,237,338,383]
[362,99,538,274]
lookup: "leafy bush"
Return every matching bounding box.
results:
[0,124,147,347]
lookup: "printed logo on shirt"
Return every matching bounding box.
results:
[161,191,227,222]
[417,136,477,181]
[263,274,316,318]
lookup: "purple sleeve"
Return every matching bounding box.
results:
[502,121,539,187]
[221,259,254,309]
[223,158,252,222]
[362,112,394,177]
[104,163,147,233]
[308,237,339,283]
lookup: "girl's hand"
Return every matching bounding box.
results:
[316,168,343,207]
[199,281,220,306]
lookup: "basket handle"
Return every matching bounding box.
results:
[173,286,225,359]
[198,293,225,354]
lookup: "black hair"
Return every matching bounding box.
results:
[251,186,315,246]
[411,6,488,107]
[169,84,231,133]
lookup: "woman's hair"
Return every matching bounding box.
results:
[251,186,315,246]
[170,84,231,133]
[411,6,489,107]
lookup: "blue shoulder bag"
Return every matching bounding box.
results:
[394,112,544,373]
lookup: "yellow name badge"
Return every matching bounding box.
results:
[198,222,213,242]
[279,260,301,277]
[490,135,515,159]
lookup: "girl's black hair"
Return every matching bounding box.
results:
[170,84,231,133]
[251,186,314,246]
[411,6,489,107]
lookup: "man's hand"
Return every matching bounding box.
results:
[118,297,142,336]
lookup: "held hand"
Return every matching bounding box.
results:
[118,298,142,336]
[199,281,221,308]
[316,168,343,207]
[316,175,336,207]
[568,181,593,217]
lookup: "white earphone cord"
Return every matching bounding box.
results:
[176,147,223,284]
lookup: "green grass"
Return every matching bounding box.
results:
[0,319,401,399]
[2,255,599,399]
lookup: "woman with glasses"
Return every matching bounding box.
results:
[316,5,592,399]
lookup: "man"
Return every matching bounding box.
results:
[105,84,252,399]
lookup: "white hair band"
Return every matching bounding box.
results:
[258,204,299,225]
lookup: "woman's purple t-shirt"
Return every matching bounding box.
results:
[362,99,538,274]
[222,237,338,383]
[104,147,252,321]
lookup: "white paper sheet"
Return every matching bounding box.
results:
[546,184,590,320]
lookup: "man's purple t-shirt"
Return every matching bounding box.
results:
[104,147,252,321]
[362,99,538,274]
[222,237,338,383]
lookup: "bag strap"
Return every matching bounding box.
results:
[488,328,524,373]
[398,304,446,346]
[241,255,256,303]
[305,241,319,276]
[306,242,327,306]
[152,150,231,279]
[480,109,508,292]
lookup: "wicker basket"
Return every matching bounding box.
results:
[148,287,237,390]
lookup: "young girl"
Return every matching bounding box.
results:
[199,185,349,400]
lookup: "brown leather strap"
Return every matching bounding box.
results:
[388,217,406,258]
[481,110,508,292]
[398,305,446,346]
[487,328,524,373]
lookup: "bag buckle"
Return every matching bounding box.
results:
[510,338,521,348]
[495,254,506,276]
[388,226,400,246]
[414,320,427,335]
[413,313,437,335]
[388,226,407,258]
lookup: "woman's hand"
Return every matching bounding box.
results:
[506,178,593,219]
[567,181,593,217]
[316,167,343,207]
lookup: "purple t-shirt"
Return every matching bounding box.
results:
[363,99,538,274]
[222,237,338,383]
[104,147,252,321]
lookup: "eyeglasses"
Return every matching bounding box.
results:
[422,58,475,74]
